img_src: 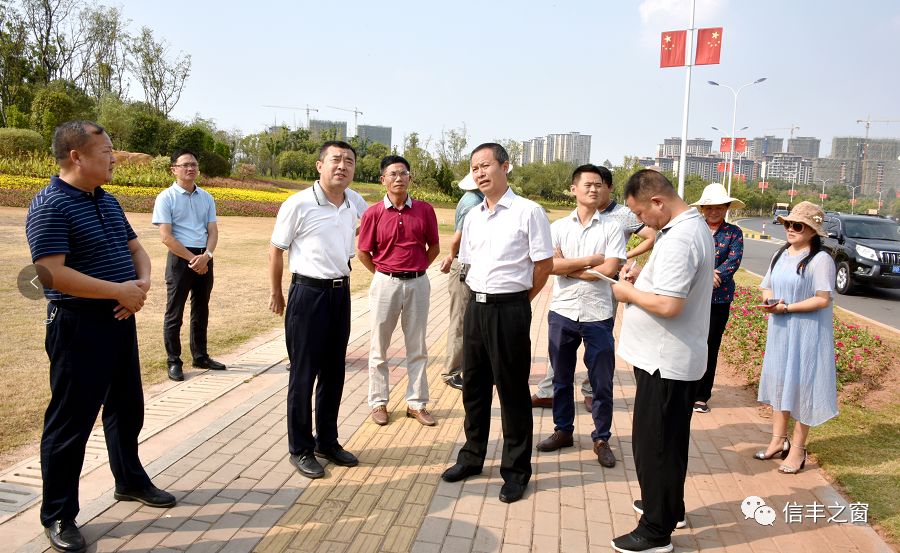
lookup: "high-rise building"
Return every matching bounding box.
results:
[520,132,591,165]
[762,153,812,185]
[657,138,712,158]
[748,136,783,161]
[656,154,757,183]
[357,125,392,148]
[309,119,347,140]
[786,136,821,159]
[822,137,900,193]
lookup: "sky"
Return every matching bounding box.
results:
[107,0,900,164]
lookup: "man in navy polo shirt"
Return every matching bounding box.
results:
[26,120,175,553]
[357,155,440,426]
[152,148,226,382]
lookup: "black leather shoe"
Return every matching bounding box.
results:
[499,482,526,503]
[45,519,85,553]
[193,356,226,370]
[114,485,176,508]
[441,463,482,482]
[536,430,574,452]
[315,444,359,467]
[442,373,463,390]
[167,362,184,382]
[290,453,325,478]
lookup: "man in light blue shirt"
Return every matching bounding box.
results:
[152,148,225,381]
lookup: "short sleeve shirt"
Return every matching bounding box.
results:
[616,208,715,381]
[357,195,439,273]
[270,181,359,278]
[459,187,553,294]
[454,191,485,230]
[550,210,626,322]
[601,201,644,239]
[151,182,217,248]
[26,176,138,301]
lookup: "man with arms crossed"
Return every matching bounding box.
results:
[269,141,361,479]
[534,164,626,468]
[441,143,553,504]
[26,121,175,553]
[611,170,713,553]
[358,155,440,426]
[438,172,485,390]
[532,165,655,410]
[152,148,226,382]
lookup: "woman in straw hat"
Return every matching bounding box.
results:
[689,183,745,414]
[754,201,837,474]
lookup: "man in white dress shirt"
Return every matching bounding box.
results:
[440,143,553,504]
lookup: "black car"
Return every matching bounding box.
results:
[822,212,900,294]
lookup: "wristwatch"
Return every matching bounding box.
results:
[205,250,214,259]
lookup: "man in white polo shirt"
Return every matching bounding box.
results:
[441,143,553,504]
[152,148,225,382]
[611,170,714,553]
[534,164,626,469]
[268,141,362,480]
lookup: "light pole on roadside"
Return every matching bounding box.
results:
[846,183,862,214]
[815,178,832,208]
[708,78,767,198]
[712,124,748,184]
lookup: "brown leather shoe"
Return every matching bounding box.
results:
[536,430,574,452]
[406,407,436,426]
[531,394,552,408]
[593,439,616,468]
[584,395,592,412]
[371,406,388,425]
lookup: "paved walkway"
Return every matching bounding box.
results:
[2,269,894,553]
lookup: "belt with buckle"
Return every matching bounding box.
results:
[470,290,529,304]
[291,274,348,288]
[379,271,426,280]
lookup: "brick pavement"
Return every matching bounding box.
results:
[2,269,894,553]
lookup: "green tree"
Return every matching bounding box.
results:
[80,5,129,99]
[0,1,36,127]
[29,86,74,140]
[127,26,190,116]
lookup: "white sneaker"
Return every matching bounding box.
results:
[633,500,687,529]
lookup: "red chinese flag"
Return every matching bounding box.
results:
[820,193,829,199]
[720,137,732,153]
[660,30,687,68]
[734,138,747,153]
[717,162,726,173]
[787,189,798,196]
[695,27,723,65]
[758,181,768,190]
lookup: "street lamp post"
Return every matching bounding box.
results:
[846,183,862,214]
[815,178,832,208]
[708,78,767,198]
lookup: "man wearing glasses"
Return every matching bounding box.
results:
[358,155,441,426]
[152,148,226,382]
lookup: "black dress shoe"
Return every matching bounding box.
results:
[45,519,85,553]
[441,463,482,482]
[499,481,526,503]
[536,430,574,452]
[114,485,176,507]
[315,444,359,467]
[611,530,673,552]
[167,363,184,382]
[443,373,463,390]
[193,356,226,370]
[290,453,325,478]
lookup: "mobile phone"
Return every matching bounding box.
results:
[765,298,782,306]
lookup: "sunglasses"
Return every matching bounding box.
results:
[783,221,806,233]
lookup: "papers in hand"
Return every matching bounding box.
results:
[585,269,617,284]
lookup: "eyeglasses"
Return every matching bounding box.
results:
[783,221,806,233]
[384,170,410,180]
[173,163,199,169]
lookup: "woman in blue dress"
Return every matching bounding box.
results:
[755,201,837,474]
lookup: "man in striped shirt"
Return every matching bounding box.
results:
[26,121,175,553]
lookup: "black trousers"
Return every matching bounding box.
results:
[40,302,152,527]
[163,251,213,364]
[457,296,533,485]
[632,367,697,541]
[285,282,350,454]
[695,302,731,403]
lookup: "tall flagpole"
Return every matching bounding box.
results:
[677,0,697,199]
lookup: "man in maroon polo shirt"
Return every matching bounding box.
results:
[358,155,441,426]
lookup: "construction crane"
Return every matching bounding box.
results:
[261,104,319,129]
[326,105,364,136]
[764,124,800,139]
[855,116,900,194]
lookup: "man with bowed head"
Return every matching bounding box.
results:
[611,169,714,553]
[441,143,553,504]
[26,120,175,553]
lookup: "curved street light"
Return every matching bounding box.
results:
[708,78,767,198]
[815,178,832,208]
